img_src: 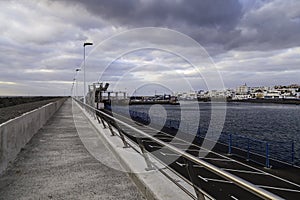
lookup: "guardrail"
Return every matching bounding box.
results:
[74,98,283,200]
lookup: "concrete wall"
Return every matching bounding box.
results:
[0,98,66,174]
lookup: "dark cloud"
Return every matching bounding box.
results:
[61,0,300,53]
[65,0,243,28]
[59,0,244,52]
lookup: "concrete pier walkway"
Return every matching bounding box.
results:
[0,99,144,200]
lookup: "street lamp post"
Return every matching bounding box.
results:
[75,68,81,100]
[72,79,75,97]
[70,83,73,97]
[83,42,93,104]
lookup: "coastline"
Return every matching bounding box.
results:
[227,98,300,105]
[197,97,300,105]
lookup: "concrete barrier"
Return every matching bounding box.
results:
[0,98,67,174]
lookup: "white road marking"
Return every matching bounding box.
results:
[160,152,179,156]
[176,162,187,167]
[257,185,300,193]
[205,178,233,184]
[197,175,233,184]
[222,168,266,175]
[148,144,162,148]
[193,165,204,168]
[230,195,239,200]
[197,175,208,182]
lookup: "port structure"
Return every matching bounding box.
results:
[86,82,129,110]
[86,82,179,109]
[75,98,300,200]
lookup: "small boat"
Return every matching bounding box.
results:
[129,95,180,105]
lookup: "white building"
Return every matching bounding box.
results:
[264,91,282,99]
[236,83,249,94]
[232,94,251,100]
[209,90,226,98]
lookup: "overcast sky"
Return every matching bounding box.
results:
[0,0,299,96]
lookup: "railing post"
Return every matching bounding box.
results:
[116,125,130,148]
[93,110,97,120]
[184,159,205,200]
[96,110,107,129]
[97,116,107,129]
[292,141,295,165]
[107,122,115,136]
[228,134,232,155]
[137,138,155,171]
[265,142,270,168]
[247,138,250,161]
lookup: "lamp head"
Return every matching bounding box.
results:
[84,42,93,46]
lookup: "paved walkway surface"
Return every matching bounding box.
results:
[0,99,144,200]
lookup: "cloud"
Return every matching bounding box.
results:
[216,47,300,72]
[0,0,118,95]
[214,46,300,87]
[69,0,242,28]
[58,0,244,51]
[0,1,85,45]
[228,0,300,51]
[57,0,300,52]
[0,0,299,95]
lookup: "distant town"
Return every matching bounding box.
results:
[88,83,300,105]
[174,84,300,101]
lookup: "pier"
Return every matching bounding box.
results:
[0,98,300,199]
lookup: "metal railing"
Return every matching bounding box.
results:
[74,98,283,200]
